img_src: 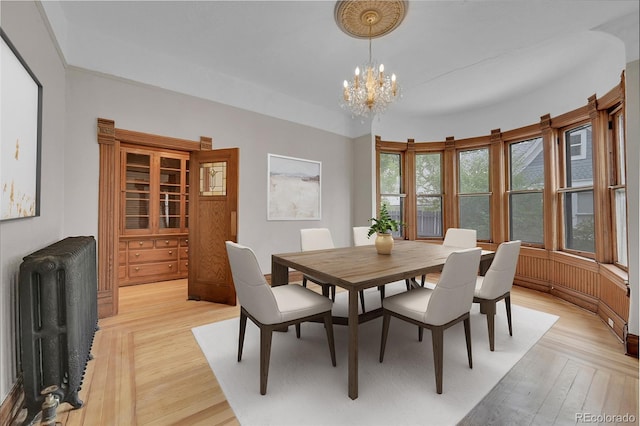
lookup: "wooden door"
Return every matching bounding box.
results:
[187,148,239,305]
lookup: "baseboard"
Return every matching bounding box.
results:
[0,376,24,426]
[626,333,639,358]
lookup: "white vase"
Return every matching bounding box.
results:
[375,232,394,255]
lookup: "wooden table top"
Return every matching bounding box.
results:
[272,240,494,291]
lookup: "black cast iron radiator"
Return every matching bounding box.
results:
[18,236,98,425]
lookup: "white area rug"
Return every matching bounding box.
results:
[192,282,558,426]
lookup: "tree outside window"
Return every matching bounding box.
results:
[458,148,490,241]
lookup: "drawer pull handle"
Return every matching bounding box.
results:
[135,267,140,272]
[165,240,169,244]
[139,241,144,246]
[168,251,173,255]
[168,264,173,268]
[135,253,140,257]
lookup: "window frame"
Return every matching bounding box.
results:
[456,146,492,242]
[505,135,545,246]
[557,120,596,258]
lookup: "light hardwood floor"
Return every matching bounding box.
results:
[25,279,638,425]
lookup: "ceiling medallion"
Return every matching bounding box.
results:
[335,1,407,118]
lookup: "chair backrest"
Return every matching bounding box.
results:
[353,226,374,246]
[300,228,335,251]
[225,241,281,324]
[424,248,482,325]
[443,228,477,248]
[475,240,521,299]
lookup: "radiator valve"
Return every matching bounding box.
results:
[39,385,59,426]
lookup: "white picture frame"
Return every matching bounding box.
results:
[267,153,321,220]
[1,28,42,221]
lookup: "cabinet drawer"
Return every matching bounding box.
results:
[155,238,179,248]
[180,259,189,272]
[129,261,179,278]
[129,248,178,263]
[128,240,154,250]
[119,265,127,279]
[179,237,189,247]
[180,247,189,259]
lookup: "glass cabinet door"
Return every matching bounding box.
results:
[159,155,183,230]
[124,152,151,231]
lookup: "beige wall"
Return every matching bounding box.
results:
[0,1,67,401]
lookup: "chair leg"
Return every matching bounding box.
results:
[302,276,308,288]
[431,327,444,394]
[483,301,496,352]
[323,312,337,367]
[505,294,513,336]
[464,316,473,369]
[330,285,336,302]
[379,312,391,362]
[418,326,423,342]
[295,323,301,338]
[378,285,385,302]
[420,274,426,287]
[359,290,366,313]
[405,279,411,291]
[259,327,273,395]
[238,310,247,362]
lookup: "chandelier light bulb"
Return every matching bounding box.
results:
[379,64,384,73]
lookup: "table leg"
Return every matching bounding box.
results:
[348,289,359,399]
[271,259,289,286]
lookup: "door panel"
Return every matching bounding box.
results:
[188,148,239,305]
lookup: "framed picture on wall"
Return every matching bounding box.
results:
[0,27,42,221]
[267,153,321,220]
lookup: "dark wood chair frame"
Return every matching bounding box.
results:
[238,306,337,395]
[473,291,512,351]
[379,310,473,394]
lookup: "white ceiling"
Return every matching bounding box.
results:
[40,1,639,137]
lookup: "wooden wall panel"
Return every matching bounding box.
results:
[598,266,629,341]
[549,252,599,312]
[514,248,551,292]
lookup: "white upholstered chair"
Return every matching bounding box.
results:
[419,228,478,287]
[225,241,336,395]
[473,240,521,351]
[443,228,477,249]
[301,228,366,312]
[352,226,374,246]
[379,247,482,394]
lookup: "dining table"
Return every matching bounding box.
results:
[271,240,495,400]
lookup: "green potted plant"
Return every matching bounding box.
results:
[368,202,402,254]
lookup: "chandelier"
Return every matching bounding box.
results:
[335,0,408,118]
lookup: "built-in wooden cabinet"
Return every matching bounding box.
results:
[118,145,190,286]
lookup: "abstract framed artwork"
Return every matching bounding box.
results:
[267,154,321,220]
[1,27,42,221]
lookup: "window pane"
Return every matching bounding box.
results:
[459,195,490,240]
[416,153,441,194]
[615,188,628,267]
[565,125,592,188]
[459,148,489,193]
[417,196,442,238]
[510,138,544,190]
[510,193,543,244]
[564,190,594,252]
[381,195,403,238]
[380,153,401,194]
